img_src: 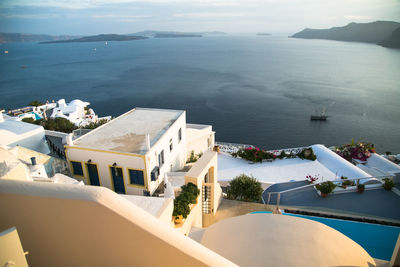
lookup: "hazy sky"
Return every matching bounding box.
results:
[0,0,399,35]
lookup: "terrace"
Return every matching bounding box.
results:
[218,144,371,184]
[263,179,400,222]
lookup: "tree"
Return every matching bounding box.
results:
[227,174,263,202]
[28,100,44,107]
[21,117,35,123]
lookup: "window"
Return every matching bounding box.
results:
[204,172,209,183]
[151,166,159,181]
[178,128,182,142]
[129,169,145,186]
[158,150,164,166]
[71,161,83,176]
[169,139,173,152]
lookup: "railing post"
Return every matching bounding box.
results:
[277,193,280,210]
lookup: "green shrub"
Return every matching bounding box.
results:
[181,183,200,200]
[172,200,190,218]
[81,119,109,129]
[231,147,316,163]
[316,181,336,194]
[227,174,263,202]
[297,148,317,161]
[187,151,198,163]
[383,178,395,190]
[173,182,200,218]
[28,100,44,107]
[357,184,365,193]
[21,117,35,123]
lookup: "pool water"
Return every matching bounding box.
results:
[250,211,400,261]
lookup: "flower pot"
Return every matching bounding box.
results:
[357,188,364,193]
[174,215,183,224]
[384,184,392,191]
[321,192,328,198]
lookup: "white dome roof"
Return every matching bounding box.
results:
[69,99,90,107]
[199,213,375,267]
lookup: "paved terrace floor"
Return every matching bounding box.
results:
[263,181,400,222]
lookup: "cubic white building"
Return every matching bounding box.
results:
[0,111,50,155]
[65,107,215,196]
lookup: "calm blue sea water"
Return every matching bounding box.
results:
[1,36,399,152]
[251,211,400,260]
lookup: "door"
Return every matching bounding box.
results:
[86,163,100,186]
[110,166,125,194]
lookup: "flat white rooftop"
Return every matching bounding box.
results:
[218,153,337,184]
[218,144,371,184]
[73,108,183,154]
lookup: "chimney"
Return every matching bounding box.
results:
[66,134,73,146]
[146,134,151,151]
[31,157,37,166]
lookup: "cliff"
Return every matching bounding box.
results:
[379,27,400,48]
[291,21,400,44]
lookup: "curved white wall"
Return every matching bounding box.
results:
[311,144,371,179]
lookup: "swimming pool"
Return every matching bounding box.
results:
[250,211,400,261]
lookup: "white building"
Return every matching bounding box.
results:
[0,111,50,155]
[65,107,215,196]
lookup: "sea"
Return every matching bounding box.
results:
[1,35,399,153]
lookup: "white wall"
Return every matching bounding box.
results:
[186,124,214,160]
[146,112,187,194]
[311,144,370,179]
[66,147,147,195]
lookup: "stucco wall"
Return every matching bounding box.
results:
[65,147,147,195]
[146,112,187,194]
[186,125,214,160]
[0,180,236,267]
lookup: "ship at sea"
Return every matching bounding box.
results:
[310,108,327,121]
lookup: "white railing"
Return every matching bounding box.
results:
[216,142,254,153]
[217,142,312,155]
[264,175,392,208]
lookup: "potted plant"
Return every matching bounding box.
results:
[173,199,190,224]
[383,178,395,191]
[341,179,353,189]
[316,181,336,197]
[306,174,319,184]
[172,182,200,224]
[357,184,365,193]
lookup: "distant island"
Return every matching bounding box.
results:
[154,33,202,38]
[379,27,400,48]
[256,33,271,36]
[0,33,76,44]
[129,30,225,38]
[291,21,400,48]
[40,34,147,44]
[0,30,226,43]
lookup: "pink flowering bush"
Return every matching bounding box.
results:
[306,174,320,183]
[231,147,317,163]
[335,141,375,162]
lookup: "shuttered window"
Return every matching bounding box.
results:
[71,161,83,176]
[129,169,145,186]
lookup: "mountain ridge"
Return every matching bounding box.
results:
[291,21,400,45]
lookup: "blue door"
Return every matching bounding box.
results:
[86,163,100,186]
[110,167,125,194]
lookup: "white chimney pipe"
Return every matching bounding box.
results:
[66,134,73,146]
[146,134,151,151]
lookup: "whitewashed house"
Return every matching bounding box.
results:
[0,111,50,155]
[65,107,215,196]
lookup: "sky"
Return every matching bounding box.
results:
[0,0,399,35]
